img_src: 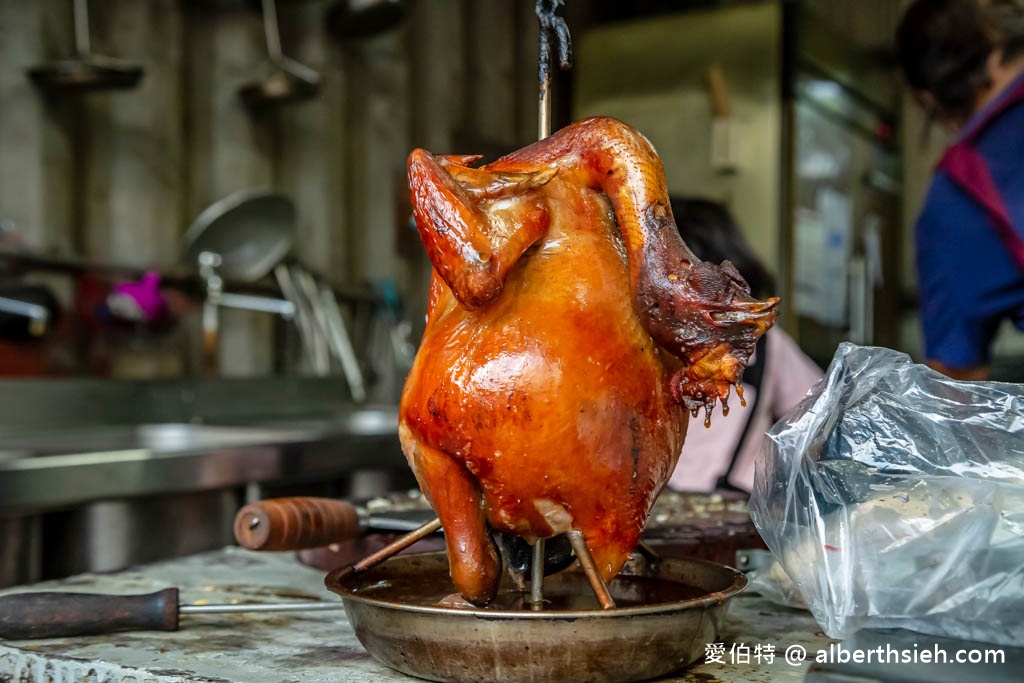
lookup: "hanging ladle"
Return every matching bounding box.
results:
[27,0,144,92]
[239,0,322,109]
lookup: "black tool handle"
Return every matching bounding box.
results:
[0,588,179,639]
[234,497,363,551]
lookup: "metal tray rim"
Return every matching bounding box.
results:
[325,551,747,619]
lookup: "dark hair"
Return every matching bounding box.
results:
[896,0,1024,122]
[670,198,774,298]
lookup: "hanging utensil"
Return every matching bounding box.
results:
[0,588,342,640]
[27,0,144,92]
[240,0,321,109]
[0,286,58,339]
[182,189,296,283]
[182,189,297,374]
[318,281,368,402]
[273,263,329,375]
[707,64,739,175]
[325,0,406,40]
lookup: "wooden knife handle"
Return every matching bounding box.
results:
[0,588,179,640]
[234,497,364,551]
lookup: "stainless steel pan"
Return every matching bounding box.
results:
[325,550,745,683]
[235,496,747,682]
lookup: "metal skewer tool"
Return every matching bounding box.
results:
[0,589,342,640]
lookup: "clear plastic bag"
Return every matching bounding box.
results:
[749,343,1024,646]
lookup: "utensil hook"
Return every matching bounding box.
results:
[261,0,284,65]
[73,0,91,57]
[198,251,224,376]
[534,0,572,140]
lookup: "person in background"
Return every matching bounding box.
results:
[667,198,823,494]
[896,0,1024,380]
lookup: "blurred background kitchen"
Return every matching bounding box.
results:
[1,0,1022,588]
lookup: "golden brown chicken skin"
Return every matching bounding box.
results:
[400,117,777,605]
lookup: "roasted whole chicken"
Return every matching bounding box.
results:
[399,117,778,605]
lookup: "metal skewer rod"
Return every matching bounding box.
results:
[538,68,551,139]
[535,0,572,140]
[568,530,616,610]
[180,601,343,615]
[529,0,571,609]
[0,588,345,640]
[532,10,548,607]
[73,0,91,57]
[349,517,443,575]
[261,0,283,64]
[529,0,572,609]
[530,0,553,609]
[637,540,662,562]
[530,539,546,609]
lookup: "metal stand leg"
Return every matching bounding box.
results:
[530,539,545,610]
[343,518,442,577]
[567,531,616,610]
[637,540,662,562]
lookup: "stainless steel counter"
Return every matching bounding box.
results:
[0,409,402,513]
[0,377,410,586]
[0,377,410,518]
[0,547,834,683]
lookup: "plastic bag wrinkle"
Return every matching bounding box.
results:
[749,343,1024,646]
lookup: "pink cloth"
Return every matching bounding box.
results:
[668,330,823,493]
[112,271,166,322]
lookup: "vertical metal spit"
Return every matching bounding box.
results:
[335,0,614,613]
[535,0,572,141]
[530,0,615,611]
[531,0,556,609]
[529,538,545,609]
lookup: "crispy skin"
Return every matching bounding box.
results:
[401,117,777,605]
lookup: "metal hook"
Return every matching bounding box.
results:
[534,0,573,139]
[535,0,573,74]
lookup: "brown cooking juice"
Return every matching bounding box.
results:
[351,572,707,611]
[489,575,706,611]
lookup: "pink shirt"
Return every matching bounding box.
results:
[668,330,823,493]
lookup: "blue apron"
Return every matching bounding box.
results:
[938,76,1024,272]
